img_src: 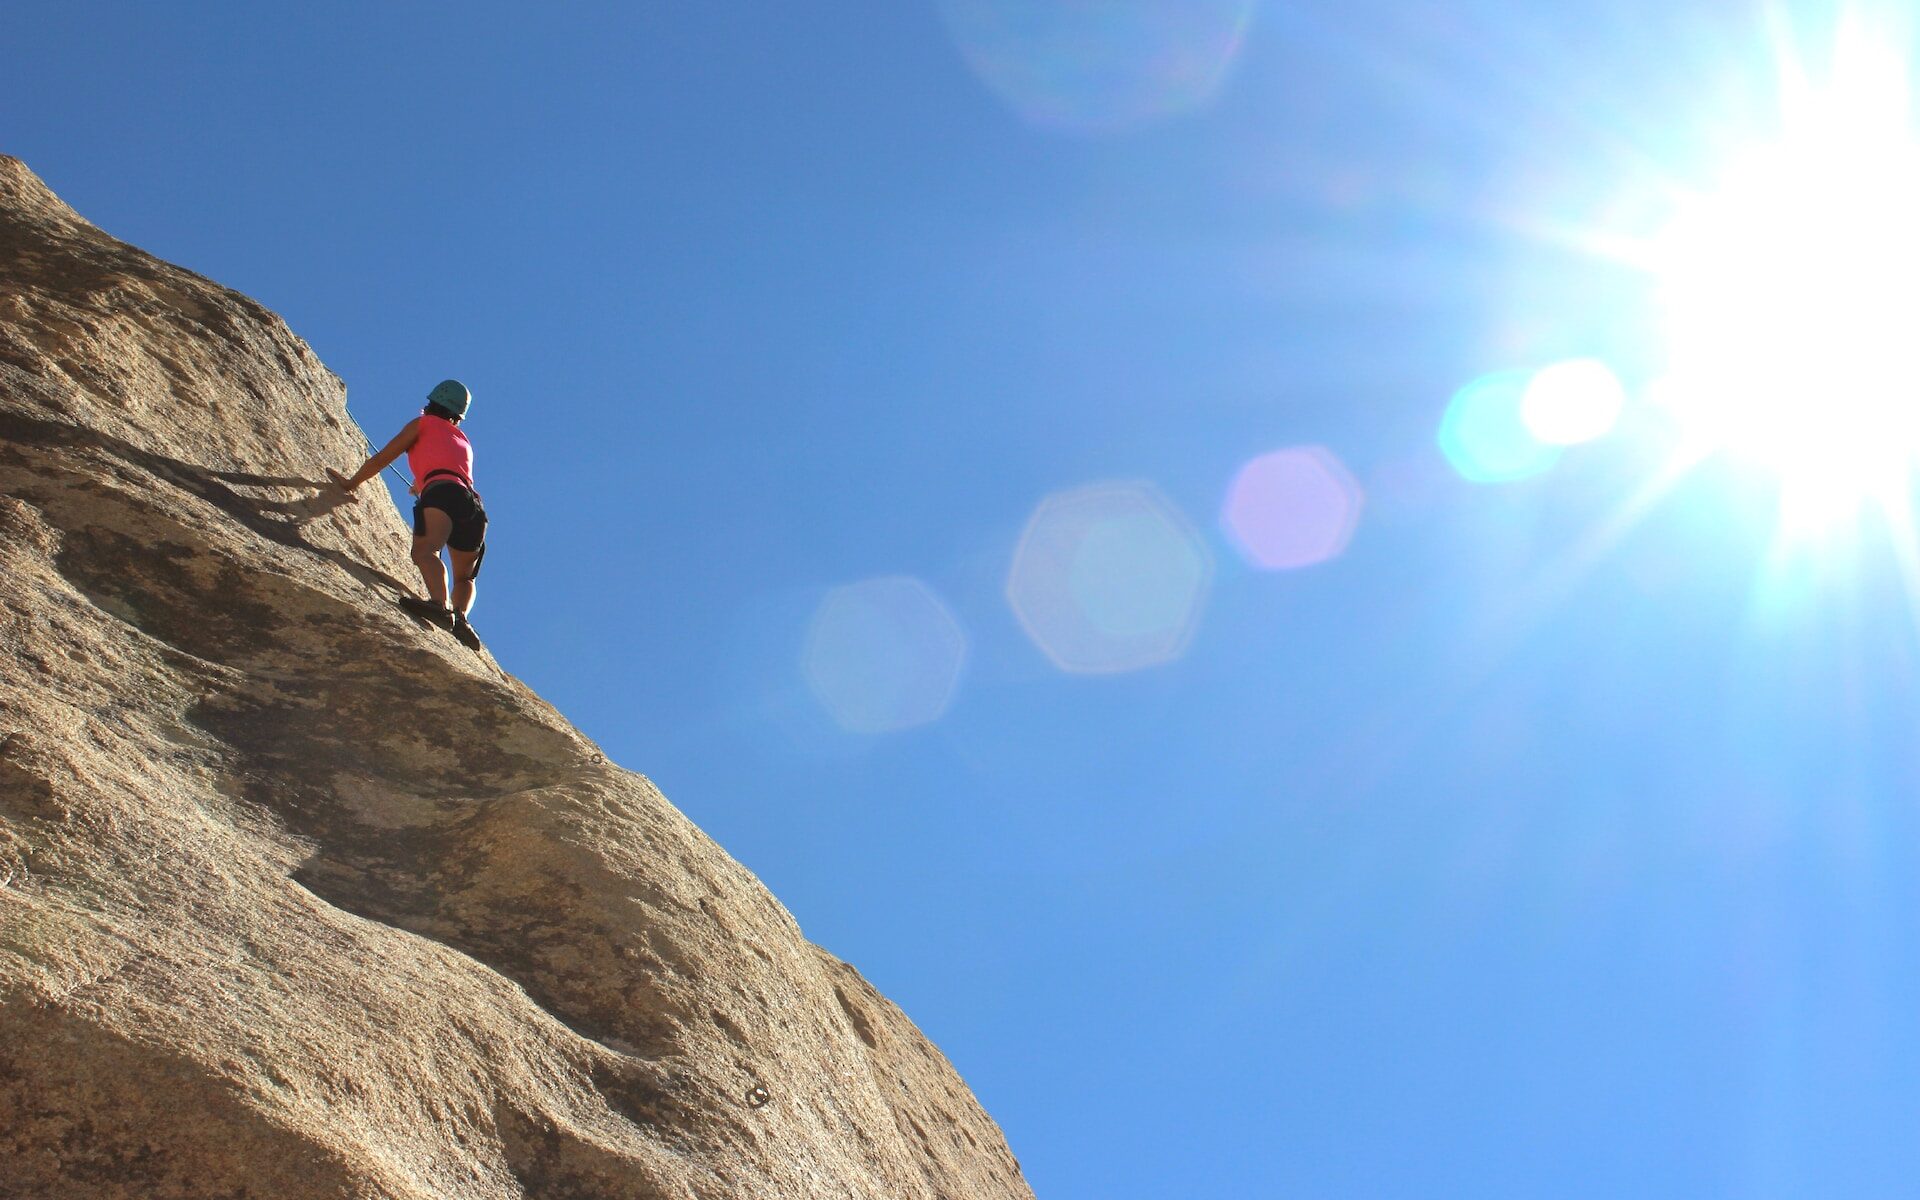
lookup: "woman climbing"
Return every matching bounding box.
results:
[332,379,488,650]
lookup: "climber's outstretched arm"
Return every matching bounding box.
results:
[335,418,422,494]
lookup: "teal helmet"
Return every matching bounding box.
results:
[426,379,471,420]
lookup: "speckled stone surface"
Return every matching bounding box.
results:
[0,155,1029,1200]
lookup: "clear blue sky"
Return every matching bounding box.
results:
[13,2,1920,1195]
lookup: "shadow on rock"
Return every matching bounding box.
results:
[0,408,409,596]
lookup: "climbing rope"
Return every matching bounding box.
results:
[360,430,415,491]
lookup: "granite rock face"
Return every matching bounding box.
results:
[0,156,1030,1200]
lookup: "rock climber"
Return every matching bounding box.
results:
[331,379,488,650]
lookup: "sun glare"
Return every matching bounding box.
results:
[1652,20,1920,529]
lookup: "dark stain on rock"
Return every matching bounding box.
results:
[835,984,880,1050]
[494,1101,676,1200]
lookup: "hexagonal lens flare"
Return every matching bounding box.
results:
[1520,358,1626,446]
[937,0,1257,133]
[1221,446,1365,570]
[801,577,968,734]
[1006,482,1212,674]
[1439,369,1563,483]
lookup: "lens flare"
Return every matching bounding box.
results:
[1521,359,1626,446]
[1007,481,1212,673]
[1439,370,1563,484]
[1221,446,1365,570]
[802,577,968,734]
[937,0,1257,133]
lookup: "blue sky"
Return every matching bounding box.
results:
[14,1,1920,1195]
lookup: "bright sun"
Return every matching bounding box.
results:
[1651,20,1920,529]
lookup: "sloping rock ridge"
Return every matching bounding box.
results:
[0,156,1030,1200]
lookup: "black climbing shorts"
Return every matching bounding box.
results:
[413,480,488,562]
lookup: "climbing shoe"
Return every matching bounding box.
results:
[451,612,483,651]
[398,595,456,629]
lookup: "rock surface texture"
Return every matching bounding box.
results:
[0,156,1031,1200]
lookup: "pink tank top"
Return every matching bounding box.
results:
[407,414,474,490]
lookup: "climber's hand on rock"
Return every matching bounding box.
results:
[326,468,357,497]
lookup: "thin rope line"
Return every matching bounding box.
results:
[361,430,415,491]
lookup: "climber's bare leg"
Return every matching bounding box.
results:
[412,508,452,608]
[449,547,479,617]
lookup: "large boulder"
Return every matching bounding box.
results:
[0,155,1029,1200]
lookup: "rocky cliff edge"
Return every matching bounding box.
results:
[0,155,1030,1200]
